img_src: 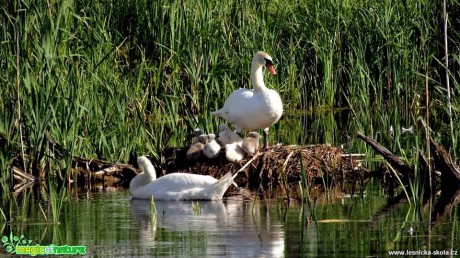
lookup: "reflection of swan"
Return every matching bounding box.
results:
[129,195,285,257]
[130,156,234,200]
[211,51,283,149]
[130,199,227,231]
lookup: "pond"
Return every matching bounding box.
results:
[2,180,459,257]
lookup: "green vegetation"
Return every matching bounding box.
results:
[1,0,459,186]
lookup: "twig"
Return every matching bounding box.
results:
[234,152,261,177]
[340,153,366,158]
[283,151,295,169]
[11,166,36,182]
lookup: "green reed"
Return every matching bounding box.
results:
[0,0,459,183]
[48,179,67,223]
[150,196,157,215]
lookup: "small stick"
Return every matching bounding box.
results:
[234,152,261,178]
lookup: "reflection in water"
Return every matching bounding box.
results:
[130,198,285,257]
[3,182,460,257]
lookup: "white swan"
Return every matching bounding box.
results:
[217,124,243,146]
[130,156,235,200]
[203,134,221,159]
[225,143,245,162]
[211,51,283,149]
[242,132,260,155]
[186,128,205,160]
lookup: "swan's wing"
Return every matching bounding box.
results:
[215,89,259,130]
[131,172,234,200]
[131,175,211,200]
[174,172,234,200]
[213,88,283,131]
[157,173,217,189]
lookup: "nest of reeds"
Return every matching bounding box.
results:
[161,144,364,189]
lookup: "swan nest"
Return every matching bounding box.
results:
[161,144,367,189]
[38,143,367,189]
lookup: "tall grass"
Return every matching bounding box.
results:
[0,0,459,181]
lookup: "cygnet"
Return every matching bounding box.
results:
[225,143,244,162]
[217,124,243,146]
[242,132,260,155]
[186,129,206,160]
[203,134,221,159]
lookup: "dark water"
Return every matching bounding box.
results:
[2,180,459,257]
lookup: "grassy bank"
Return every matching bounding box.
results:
[1,0,459,182]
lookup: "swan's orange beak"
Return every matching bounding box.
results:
[266,63,277,75]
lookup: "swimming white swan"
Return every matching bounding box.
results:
[242,132,260,155]
[211,51,283,149]
[203,134,221,159]
[186,128,205,160]
[225,143,244,162]
[217,124,243,146]
[130,156,235,200]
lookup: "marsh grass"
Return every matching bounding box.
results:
[1,0,460,204]
[47,179,67,223]
[192,201,202,215]
[299,156,318,222]
[149,196,157,215]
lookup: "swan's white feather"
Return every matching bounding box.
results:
[211,51,283,134]
[203,134,221,159]
[225,143,244,162]
[130,156,234,200]
[242,132,260,155]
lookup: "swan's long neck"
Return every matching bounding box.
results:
[251,59,266,91]
[142,161,157,182]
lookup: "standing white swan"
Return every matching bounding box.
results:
[130,156,235,200]
[211,51,283,149]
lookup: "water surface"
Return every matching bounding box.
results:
[2,181,459,257]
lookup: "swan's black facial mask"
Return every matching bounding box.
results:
[264,58,276,74]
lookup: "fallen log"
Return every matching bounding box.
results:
[356,131,414,179]
[430,138,460,187]
[429,138,460,219]
[72,156,138,186]
[357,131,460,220]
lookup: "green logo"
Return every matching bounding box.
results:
[2,232,86,256]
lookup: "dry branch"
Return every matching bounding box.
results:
[11,166,36,182]
[356,131,414,176]
[430,138,460,190]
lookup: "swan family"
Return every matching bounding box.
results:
[130,51,282,201]
[186,125,260,162]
